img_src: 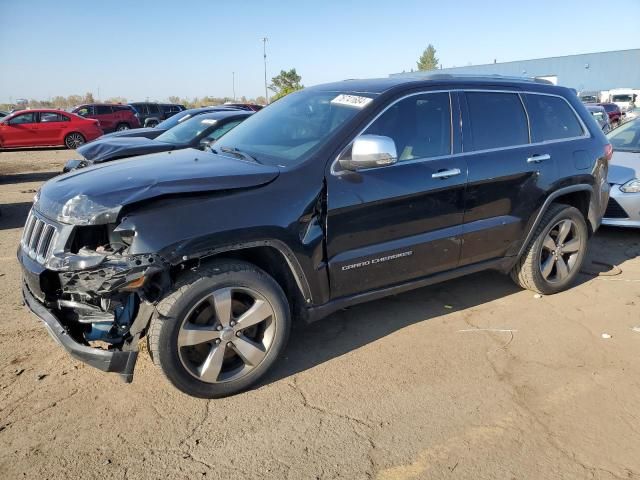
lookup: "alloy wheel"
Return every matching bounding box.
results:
[539,219,582,284]
[65,133,85,148]
[177,287,276,383]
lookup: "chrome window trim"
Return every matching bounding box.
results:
[331,90,453,176]
[331,88,591,176]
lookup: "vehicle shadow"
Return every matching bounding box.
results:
[264,269,520,386]
[0,201,32,230]
[0,146,67,152]
[0,171,58,185]
[264,227,639,387]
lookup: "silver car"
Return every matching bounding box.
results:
[603,118,640,227]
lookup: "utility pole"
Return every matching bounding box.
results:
[262,37,269,104]
[232,71,236,101]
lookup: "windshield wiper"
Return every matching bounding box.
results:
[216,146,261,164]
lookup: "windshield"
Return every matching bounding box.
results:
[612,94,633,103]
[607,119,640,152]
[156,110,199,130]
[213,89,375,166]
[156,116,219,145]
[590,111,605,122]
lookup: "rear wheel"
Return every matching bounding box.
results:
[64,132,86,149]
[146,120,159,128]
[148,260,291,398]
[510,204,588,295]
[115,123,130,131]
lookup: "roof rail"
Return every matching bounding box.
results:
[400,72,554,85]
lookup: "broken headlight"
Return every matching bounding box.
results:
[58,194,122,226]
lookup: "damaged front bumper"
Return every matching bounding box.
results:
[17,214,165,382]
[22,281,139,381]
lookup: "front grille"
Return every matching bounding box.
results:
[604,198,628,219]
[21,210,59,264]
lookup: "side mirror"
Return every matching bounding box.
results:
[338,135,398,171]
[198,139,213,151]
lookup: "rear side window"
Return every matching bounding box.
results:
[363,92,451,161]
[40,112,69,123]
[148,104,160,114]
[96,105,113,115]
[114,105,131,112]
[524,94,584,142]
[465,92,529,150]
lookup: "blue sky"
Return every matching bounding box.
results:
[0,0,638,102]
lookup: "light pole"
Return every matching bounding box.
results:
[232,71,236,101]
[262,37,269,104]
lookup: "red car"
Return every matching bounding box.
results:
[0,109,103,149]
[72,104,141,132]
[597,103,623,127]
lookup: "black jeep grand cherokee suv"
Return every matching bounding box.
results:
[19,75,610,398]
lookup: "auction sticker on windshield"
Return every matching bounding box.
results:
[331,94,373,108]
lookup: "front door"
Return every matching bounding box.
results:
[326,91,467,298]
[2,112,38,147]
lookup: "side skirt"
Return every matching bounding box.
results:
[304,257,515,323]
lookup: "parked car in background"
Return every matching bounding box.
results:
[72,104,141,133]
[19,75,610,397]
[0,109,102,149]
[586,105,612,133]
[97,106,243,140]
[63,110,251,171]
[579,92,599,103]
[129,102,185,128]
[223,102,264,111]
[603,119,640,227]
[598,103,624,127]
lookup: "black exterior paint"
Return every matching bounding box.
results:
[18,76,610,377]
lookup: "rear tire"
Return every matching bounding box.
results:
[148,260,291,398]
[510,204,588,295]
[146,120,159,128]
[115,123,130,131]
[64,132,86,149]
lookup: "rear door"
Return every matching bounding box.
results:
[37,112,69,144]
[326,91,468,298]
[95,105,115,131]
[1,112,39,147]
[458,89,557,265]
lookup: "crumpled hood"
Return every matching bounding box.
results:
[37,148,280,217]
[77,137,178,162]
[100,127,164,140]
[608,151,640,184]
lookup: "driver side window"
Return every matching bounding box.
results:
[9,112,36,125]
[363,92,452,161]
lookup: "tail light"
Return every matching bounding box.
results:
[604,143,613,162]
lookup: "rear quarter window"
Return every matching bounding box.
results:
[465,91,529,150]
[524,94,584,142]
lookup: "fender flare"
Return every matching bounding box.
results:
[175,239,313,304]
[517,184,594,258]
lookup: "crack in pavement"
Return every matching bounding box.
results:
[288,376,379,478]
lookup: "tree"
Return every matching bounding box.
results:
[417,44,439,71]
[106,96,127,104]
[168,96,181,104]
[255,96,266,105]
[269,68,303,101]
[84,92,95,103]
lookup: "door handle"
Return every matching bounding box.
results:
[527,154,551,163]
[432,168,462,179]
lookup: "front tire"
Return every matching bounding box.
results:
[510,204,588,295]
[64,132,86,149]
[148,260,291,398]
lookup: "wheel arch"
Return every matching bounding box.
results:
[517,185,594,259]
[174,241,313,321]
